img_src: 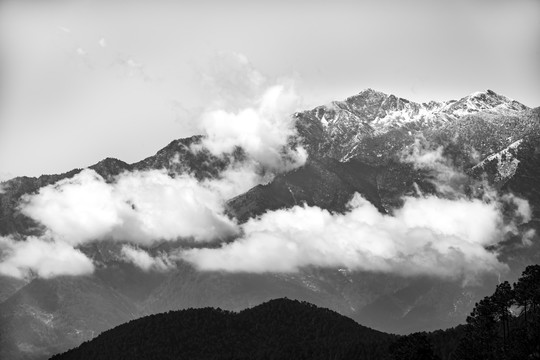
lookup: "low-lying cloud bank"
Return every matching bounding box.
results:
[181,194,511,280]
[181,138,534,281]
[20,168,240,245]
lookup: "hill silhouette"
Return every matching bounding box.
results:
[50,298,394,360]
[50,265,540,360]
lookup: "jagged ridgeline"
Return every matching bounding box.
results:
[0,89,539,360]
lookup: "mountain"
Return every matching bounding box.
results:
[0,89,538,360]
[294,89,529,163]
[226,157,385,222]
[50,298,395,360]
[0,276,138,359]
[0,136,233,237]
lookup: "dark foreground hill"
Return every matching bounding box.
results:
[50,265,540,360]
[50,298,395,360]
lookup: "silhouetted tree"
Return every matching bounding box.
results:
[456,296,499,360]
[513,264,540,358]
[491,281,514,348]
[454,265,540,360]
[389,332,439,360]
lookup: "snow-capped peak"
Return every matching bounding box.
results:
[294,88,530,162]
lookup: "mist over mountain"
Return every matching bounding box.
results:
[0,88,539,360]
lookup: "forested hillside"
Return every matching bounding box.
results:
[51,265,540,360]
[51,298,394,360]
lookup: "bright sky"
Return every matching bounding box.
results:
[0,0,539,179]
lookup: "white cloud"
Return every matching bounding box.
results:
[20,168,241,245]
[194,53,307,172]
[14,52,307,248]
[201,160,273,201]
[401,137,532,226]
[20,169,122,244]
[502,193,532,223]
[120,245,174,272]
[181,193,508,281]
[9,164,260,278]
[0,236,94,279]
[401,137,471,197]
[521,229,536,247]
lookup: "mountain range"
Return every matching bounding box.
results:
[0,88,538,360]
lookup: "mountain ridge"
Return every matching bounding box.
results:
[0,88,538,360]
[0,89,532,184]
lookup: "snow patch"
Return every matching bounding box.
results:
[473,139,523,183]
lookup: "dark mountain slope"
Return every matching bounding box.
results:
[131,136,241,178]
[0,276,138,360]
[0,276,26,302]
[0,169,82,236]
[51,265,540,360]
[51,298,394,360]
[142,262,383,319]
[226,157,384,222]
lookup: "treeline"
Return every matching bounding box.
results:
[390,264,540,360]
[453,264,540,360]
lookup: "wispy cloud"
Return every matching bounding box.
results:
[194,52,307,172]
[120,245,174,272]
[401,136,472,198]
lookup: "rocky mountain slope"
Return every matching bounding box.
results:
[295,89,529,163]
[0,89,538,360]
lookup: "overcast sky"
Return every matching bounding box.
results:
[0,0,539,179]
